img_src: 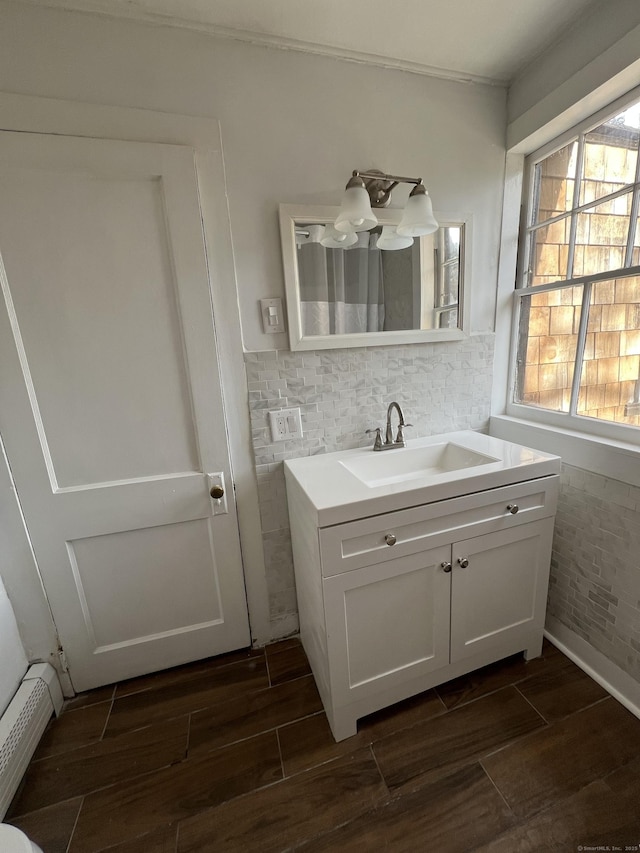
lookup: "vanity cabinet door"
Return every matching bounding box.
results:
[323,545,451,707]
[449,518,554,663]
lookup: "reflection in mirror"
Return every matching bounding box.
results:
[279,205,469,351]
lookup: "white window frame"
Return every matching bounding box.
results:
[505,91,640,449]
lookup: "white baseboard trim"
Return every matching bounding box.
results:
[545,617,640,721]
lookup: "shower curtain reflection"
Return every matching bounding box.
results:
[296,227,384,336]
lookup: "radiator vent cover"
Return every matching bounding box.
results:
[0,664,62,819]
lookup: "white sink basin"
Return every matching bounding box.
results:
[339,442,500,488]
[284,431,561,526]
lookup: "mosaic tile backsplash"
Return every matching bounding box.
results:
[244,336,495,636]
[548,464,640,681]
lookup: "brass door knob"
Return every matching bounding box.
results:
[210,485,224,500]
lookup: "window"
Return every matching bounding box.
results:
[510,96,640,442]
[433,226,461,329]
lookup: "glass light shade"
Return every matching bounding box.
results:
[320,225,358,249]
[334,186,378,233]
[307,224,326,244]
[397,191,438,237]
[345,232,372,251]
[375,226,414,251]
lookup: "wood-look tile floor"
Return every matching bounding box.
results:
[7,638,640,852]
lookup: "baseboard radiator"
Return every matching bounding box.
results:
[0,663,63,819]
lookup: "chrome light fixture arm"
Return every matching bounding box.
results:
[336,169,438,238]
[350,170,424,209]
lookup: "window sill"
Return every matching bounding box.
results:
[490,415,640,489]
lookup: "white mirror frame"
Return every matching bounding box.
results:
[279,204,471,351]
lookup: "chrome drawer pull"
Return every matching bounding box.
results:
[441,561,452,573]
[457,557,469,568]
[506,503,519,514]
[384,533,397,546]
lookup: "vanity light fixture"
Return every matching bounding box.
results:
[321,224,358,249]
[375,225,414,251]
[295,224,359,249]
[397,183,439,237]
[334,174,378,234]
[334,170,438,239]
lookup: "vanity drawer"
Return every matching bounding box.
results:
[319,475,559,577]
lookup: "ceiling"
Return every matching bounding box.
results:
[15,0,603,85]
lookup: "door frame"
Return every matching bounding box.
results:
[0,91,271,666]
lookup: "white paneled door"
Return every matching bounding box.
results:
[0,131,250,691]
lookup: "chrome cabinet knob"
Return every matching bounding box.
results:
[384,533,397,546]
[210,485,225,499]
[506,503,519,514]
[457,557,469,568]
[441,561,452,573]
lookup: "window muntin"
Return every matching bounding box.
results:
[576,277,640,422]
[512,98,640,436]
[532,140,577,225]
[515,286,583,414]
[579,116,639,206]
[529,220,571,285]
[573,193,633,276]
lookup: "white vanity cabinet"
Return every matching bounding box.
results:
[285,455,559,741]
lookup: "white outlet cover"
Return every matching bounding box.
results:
[269,407,303,442]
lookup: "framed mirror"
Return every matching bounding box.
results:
[279,204,471,351]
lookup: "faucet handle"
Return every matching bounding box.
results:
[365,427,383,450]
[396,423,413,443]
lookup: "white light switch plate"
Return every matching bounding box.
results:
[269,407,303,442]
[260,297,286,334]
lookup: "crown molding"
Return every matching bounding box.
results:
[13,0,508,88]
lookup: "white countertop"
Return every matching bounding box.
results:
[284,430,561,527]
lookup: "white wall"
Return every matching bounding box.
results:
[0,1,507,351]
[0,1,510,643]
[507,0,640,151]
[0,573,28,716]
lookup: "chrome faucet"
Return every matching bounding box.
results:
[366,402,412,451]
